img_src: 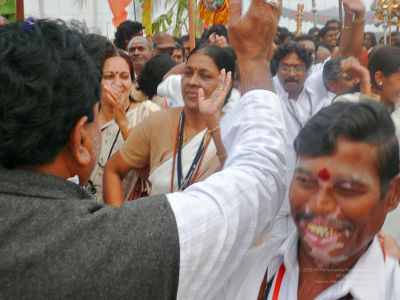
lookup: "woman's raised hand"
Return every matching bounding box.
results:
[103,83,130,136]
[198,69,232,127]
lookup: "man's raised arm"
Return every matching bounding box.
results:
[166,1,287,299]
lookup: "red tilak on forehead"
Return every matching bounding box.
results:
[318,168,330,181]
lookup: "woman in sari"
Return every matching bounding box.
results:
[86,46,160,202]
[103,44,235,205]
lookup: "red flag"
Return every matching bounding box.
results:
[108,0,132,28]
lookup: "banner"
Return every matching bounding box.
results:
[142,0,152,35]
[108,0,132,28]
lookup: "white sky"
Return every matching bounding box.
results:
[285,0,375,11]
[277,0,382,33]
[24,0,383,37]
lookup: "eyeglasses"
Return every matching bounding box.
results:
[279,65,306,74]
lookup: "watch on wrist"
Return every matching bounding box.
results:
[264,0,280,8]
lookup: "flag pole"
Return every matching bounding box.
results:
[188,0,196,50]
[16,0,24,21]
[133,0,137,21]
[338,0,343,34]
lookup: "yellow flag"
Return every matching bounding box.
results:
[142,0,152,35]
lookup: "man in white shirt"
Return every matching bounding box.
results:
[269,0,366,248]
[259,100,400,300]
[270,41,329,250]
[0,1,286,299]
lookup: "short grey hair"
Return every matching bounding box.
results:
[322,56,345,90]
[127,36,154,51]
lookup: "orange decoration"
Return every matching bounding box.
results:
[199,0,230,29]
[108,0,132,28]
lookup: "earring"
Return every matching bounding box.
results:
[378,81,383,86]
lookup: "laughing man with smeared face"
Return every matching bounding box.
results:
[261,101,400,300]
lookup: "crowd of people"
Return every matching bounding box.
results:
[0,0,400,299]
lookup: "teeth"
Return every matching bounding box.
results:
[307,223,337,238]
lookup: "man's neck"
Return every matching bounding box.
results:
[289,90,303,101]
[134,65,143,78]
[297,241,368,299]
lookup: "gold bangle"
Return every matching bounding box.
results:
[120,124,131,138]
[353,17,365,25]
[263,0,281,9]
[207,125,220,135]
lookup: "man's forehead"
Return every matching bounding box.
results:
[130,42,148,49]
[296,140,379,177]
[280,53,306,65]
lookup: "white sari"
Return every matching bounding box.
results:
[149,129,220,195]
[87,100,159,203]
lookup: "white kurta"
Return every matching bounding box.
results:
[271,70,329,242]
[167,90,287,300]
[265,233,400,300]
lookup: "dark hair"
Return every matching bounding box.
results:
[364,32,377,47]
[175,41,183,50]
[277,27,293,45]
[137,54,177,98]
[325,19,339,28]
[270,41,313,76]
[295,34,317,50]
[114,20,144,50]
[368,46,400,88]
[181,35,189,43]
[318,25,337,39]
[0,19,100,168]
[207,24,228,38]
[295,101,399,194]
[201,29,210,43]
[317,41,334,53]
[81,34,114,74]
[308,27,319,36]
[188,44,236,78]
[174,41,185,57]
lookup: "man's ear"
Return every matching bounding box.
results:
[385,174,400,213]
[327,80,337,93]
[67,116,92,166]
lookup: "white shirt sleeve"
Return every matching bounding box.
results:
[167,90,287,300]
[156,74,184,108]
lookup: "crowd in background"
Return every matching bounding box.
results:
[1,0,400,298]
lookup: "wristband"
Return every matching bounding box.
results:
[263,0,280,9]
